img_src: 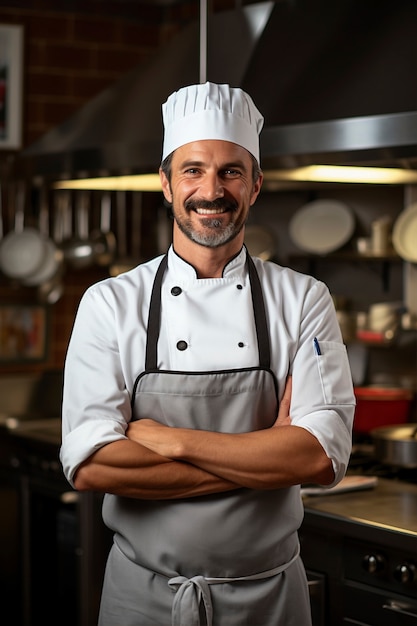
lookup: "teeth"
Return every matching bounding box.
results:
[195,208,226,215]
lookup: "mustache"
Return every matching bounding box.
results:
[185,198,238,212]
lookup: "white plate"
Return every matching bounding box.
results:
[392,204,417,262]
[289,200,355,254]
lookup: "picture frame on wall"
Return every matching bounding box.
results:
[0,305,48,362]
[0,24,23,149]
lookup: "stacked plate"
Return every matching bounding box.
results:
[392,203,417,262]
[289,199,355,255]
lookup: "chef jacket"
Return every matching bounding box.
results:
[60,245,354,487]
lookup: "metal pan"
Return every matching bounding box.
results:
[371,424,417,468]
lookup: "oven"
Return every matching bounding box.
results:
[342,537,417,625]
[300,445,417,626]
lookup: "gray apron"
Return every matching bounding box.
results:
[99,253,312,626]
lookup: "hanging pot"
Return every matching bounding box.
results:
[371,424,417,468]
[0,182,47,280]
[22,186,64,288]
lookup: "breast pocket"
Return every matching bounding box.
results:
[315,341,354,405]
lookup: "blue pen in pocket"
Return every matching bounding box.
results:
[313,337,321,355]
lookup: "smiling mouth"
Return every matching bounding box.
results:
[195,207,227,215]
[185,198,238,215]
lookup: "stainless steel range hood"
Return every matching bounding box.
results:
[16,0,417,182]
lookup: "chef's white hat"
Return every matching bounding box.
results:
[161,82,264,164]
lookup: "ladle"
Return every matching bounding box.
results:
[61,191,95,269]
[91,192,117,266]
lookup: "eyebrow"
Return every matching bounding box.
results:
[179,159,247,170]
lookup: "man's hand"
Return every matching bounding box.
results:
[274,375,292,427]
[126,418,177,458]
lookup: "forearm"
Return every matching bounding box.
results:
[193,426,332,488]
[137,424,334,490]
[73,438,239,499]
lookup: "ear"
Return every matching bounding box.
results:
[159,168,173,204]
[250,172,263,206]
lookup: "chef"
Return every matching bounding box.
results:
[60,82,355,626]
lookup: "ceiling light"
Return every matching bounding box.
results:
[53,174,162,191]
[52,164,417,192]
[263,165,417,185]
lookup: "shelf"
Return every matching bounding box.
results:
[289,249,402,292]
[290,250,402,262]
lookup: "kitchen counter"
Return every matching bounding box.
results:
[300,480,417,625]
[303,477,417,538]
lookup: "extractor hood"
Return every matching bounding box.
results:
[16,0,417,184]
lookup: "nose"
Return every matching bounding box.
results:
[200,173,224,200]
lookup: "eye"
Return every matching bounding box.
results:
[223,168,241,178]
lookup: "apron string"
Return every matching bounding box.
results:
[168,544,300,626]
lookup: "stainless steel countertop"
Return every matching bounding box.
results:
[303,477,417,537]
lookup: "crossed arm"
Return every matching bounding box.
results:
[74,377,334,499]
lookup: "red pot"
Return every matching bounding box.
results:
[353,386,413,434]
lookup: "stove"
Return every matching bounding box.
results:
[349,441,417,484]
[300,442,417,625]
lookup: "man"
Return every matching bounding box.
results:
[60,82,355,626]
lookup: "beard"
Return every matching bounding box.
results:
[173,197,246,248]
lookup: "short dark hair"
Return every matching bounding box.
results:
[160,151,262,185]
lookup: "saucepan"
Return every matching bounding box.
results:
[371,424,417,468]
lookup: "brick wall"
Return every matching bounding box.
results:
[0,0,241,375]
[0,1,185,375]
[0,2,176,149]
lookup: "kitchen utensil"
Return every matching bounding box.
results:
[22,187,64,287]
[392,203,417,262]
[354,386,413,434]
[0,182,47,280]
[368,301,402,333]
[371,424,417,468]
[244,224,275,260]
[371,215,391,255]
[91,192,117,266]
[36,193,66,304]
[61,192,95,268]
[110,191,137,276]
[289,199,355,255]
[131,191,144,265]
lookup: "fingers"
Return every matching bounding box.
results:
[274,375,292,427]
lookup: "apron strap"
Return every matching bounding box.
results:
[145,254,168,370]
[246,252,271,369]
[145,250,271,371]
